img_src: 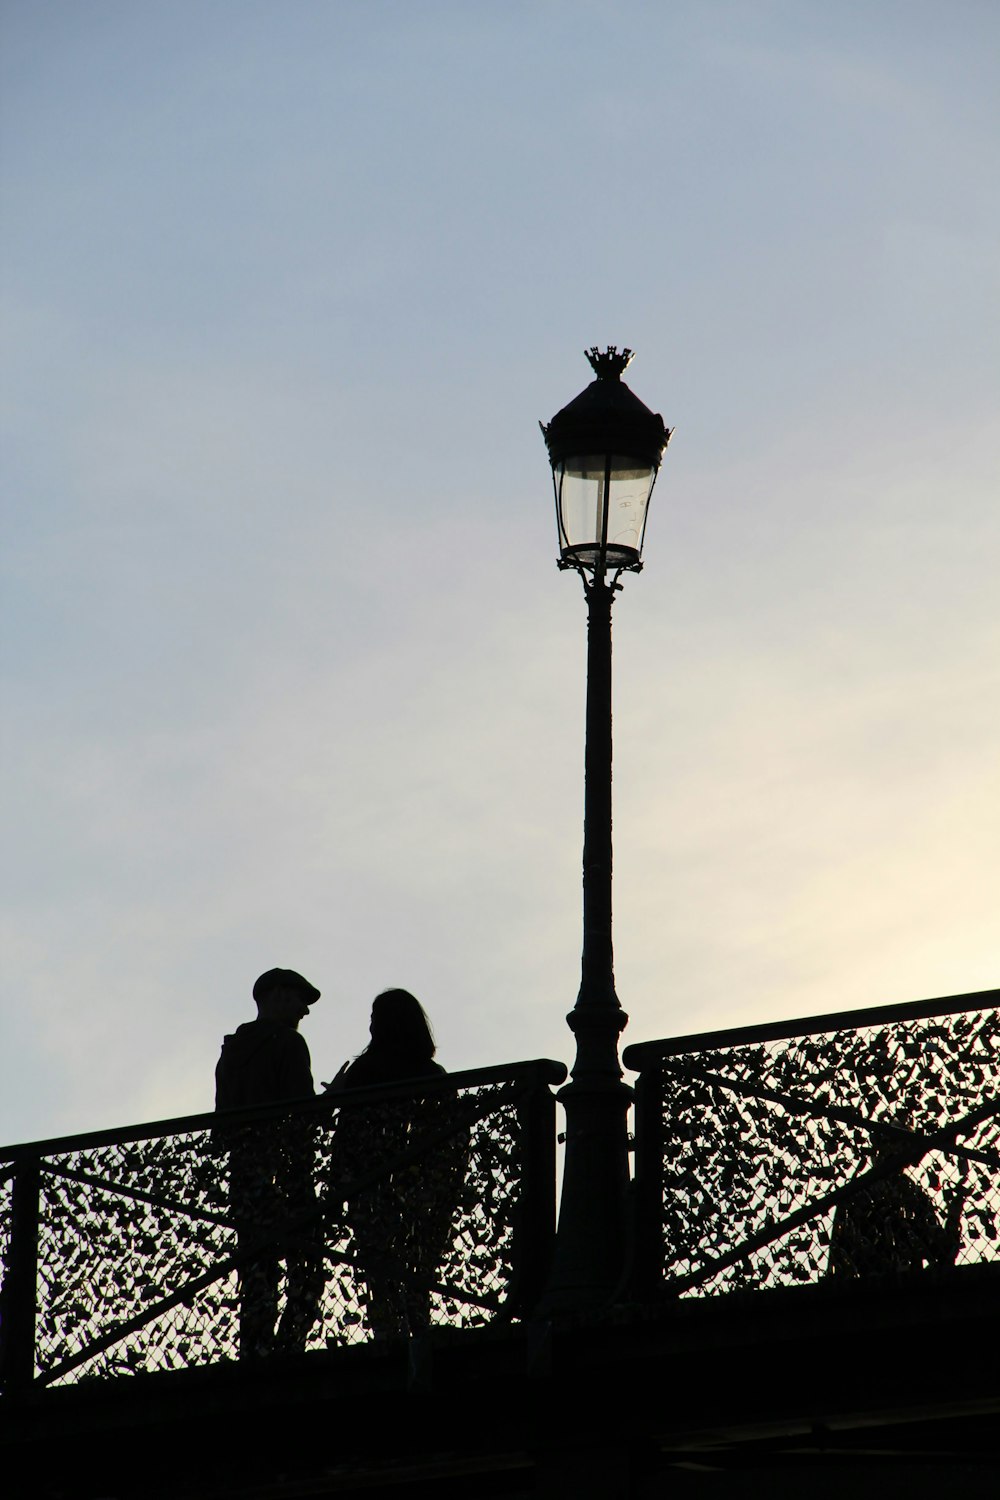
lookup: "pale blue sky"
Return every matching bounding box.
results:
[2,0,998,1144]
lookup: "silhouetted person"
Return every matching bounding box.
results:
[215,968,325,1359]
[828,1139,964,1277]
[328,989,466,1337]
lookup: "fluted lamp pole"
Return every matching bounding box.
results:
[540,347,672,1311]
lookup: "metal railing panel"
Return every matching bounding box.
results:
[625,991,1000,1299]
[0,1059,565,1394]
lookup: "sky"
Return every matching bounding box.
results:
[2,0,998,1147]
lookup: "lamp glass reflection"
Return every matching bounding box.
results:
[554,453,657,571]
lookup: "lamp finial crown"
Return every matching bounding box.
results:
[586,346,634,380]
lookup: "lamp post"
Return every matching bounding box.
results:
[540,347,671,1311]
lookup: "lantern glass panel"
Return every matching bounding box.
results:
[555,453,657,569]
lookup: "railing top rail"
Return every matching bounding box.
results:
[0,1056,567,1163]
[622,987,1000,1070]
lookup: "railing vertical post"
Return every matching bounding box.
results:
[515,1074,558,1314]
[1,1153,40,1395]
[629,1067,664,1300]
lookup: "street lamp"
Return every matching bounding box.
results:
[540,347,671,1310]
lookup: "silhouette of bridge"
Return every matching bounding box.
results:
[2,990,998,1496]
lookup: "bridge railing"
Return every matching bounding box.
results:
[623,990,1000,1300]
[0,1058,565,1395]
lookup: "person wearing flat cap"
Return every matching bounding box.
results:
[216,969,321,1109]
[215,968,325,1359]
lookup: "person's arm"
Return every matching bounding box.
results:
[275,1030,315,1099]
[899,1175,956,1268]
[321,1060,352,1093]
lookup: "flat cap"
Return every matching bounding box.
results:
[253,968,321,1004]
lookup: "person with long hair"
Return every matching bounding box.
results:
[328,990,466,1336]
[333,989,441,1089]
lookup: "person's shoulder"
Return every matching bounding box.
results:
[339,1053,377,1086]
[217,1020,266,1061]
[338,1051,442,1087]
[232,1020,310,1063]
[229,1019,276,1044]
[276,1026,311,1056]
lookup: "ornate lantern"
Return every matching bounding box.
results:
[541,347,671,577]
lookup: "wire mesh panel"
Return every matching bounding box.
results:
[626,994,1000,1299]
[36,1128,235,1382]
[0,1060,562,1392]
[0,1171,11,1276]
[0,1168,14,1368]
[323,1077,527,1343]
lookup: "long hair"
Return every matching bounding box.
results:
[364,989,436,1062]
